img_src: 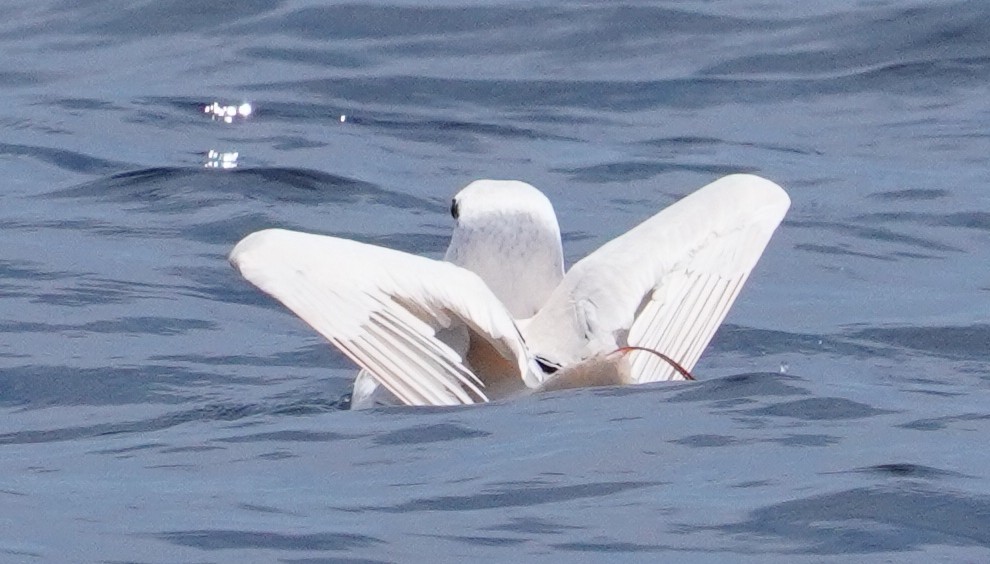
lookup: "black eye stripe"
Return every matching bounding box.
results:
[450,198,459,219]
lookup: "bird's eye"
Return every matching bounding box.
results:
[450,198,459,220]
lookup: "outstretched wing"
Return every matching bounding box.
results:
[230,229,537,406]
[522,174,790,382]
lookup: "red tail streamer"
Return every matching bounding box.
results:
[613,346,696,381]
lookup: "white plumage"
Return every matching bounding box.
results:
[230,174,790,408]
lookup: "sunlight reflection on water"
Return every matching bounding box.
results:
[203,101,252,124]
[204,149,239,169]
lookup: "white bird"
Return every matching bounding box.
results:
[230,174,790,408]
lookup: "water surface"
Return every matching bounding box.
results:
[1,1,989,561]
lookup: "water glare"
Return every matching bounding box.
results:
[204,101,252,124]
[204,149,238,169]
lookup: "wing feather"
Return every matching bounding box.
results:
[523,174,790,381]
[230,228,533,405]
[345,338,431,405]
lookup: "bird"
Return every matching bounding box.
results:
[230,174,790,408]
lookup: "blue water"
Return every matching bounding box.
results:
[2,1,990,561]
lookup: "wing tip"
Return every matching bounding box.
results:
[717,173,791,215]
[229,228,289,271]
